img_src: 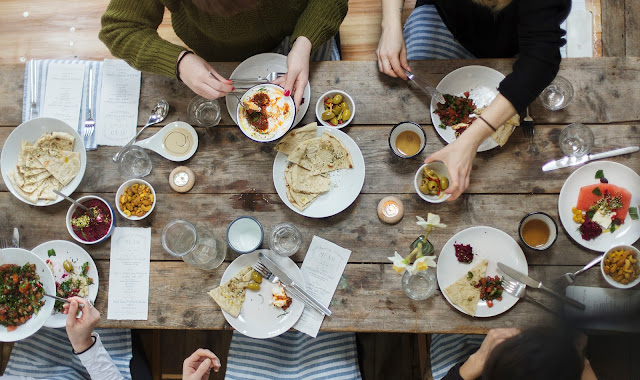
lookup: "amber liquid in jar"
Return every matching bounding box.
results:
[395,130,421,156]
[522,219,550,248]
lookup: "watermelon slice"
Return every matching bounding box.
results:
[576,183,632,221]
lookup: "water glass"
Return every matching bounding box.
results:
[188,96,221,127]
[559,123,594,157]
[161,219,227,270]
[269,223,302,257]
[117,145,152,178]
[402,269,437,300]
[539,76,574,110]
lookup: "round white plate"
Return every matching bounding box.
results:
[220,250,304,339]
[0,248,55,342]
[437,226,528,317]
[135,121,198,162]
[226,53,310,128]
[32,240,99,328]
[273,126,366,218]
[558,161,640,252]
[430,66,505,152]
[0,118,87,206]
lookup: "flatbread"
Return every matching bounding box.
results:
[289,164,330,194]
[444,259,488,316]
[275,122,318,155]
[288,132,353,175]
[284,165,321,211]
[35,149,81,186]
[208,266,253,318]
[34,132,75,151]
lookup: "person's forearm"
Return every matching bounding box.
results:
[381,0,405,29]
[458,93,517,149]
[77,333,125,380]
[458,353,483,380]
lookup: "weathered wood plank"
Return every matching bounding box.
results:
[1,60,639,128]
[3,192,634,266]
[94,261,610,333]
[1,125,638,195]
[601,0,626,57]
[626,0,640,57]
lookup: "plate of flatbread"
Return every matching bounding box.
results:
[437,226,528,317]
[208,249,305,339]
[1,118,86,206]
[273,123,366,218]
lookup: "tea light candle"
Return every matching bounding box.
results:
[169,166,195,193]
[377,196,404,224]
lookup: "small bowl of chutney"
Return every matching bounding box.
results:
[389,121,426,158]
[519,212,558,251]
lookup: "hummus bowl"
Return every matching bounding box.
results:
[66,195,115,245]
[236,84,296,142]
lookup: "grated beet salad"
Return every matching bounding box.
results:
[454,242,474,264]
[579,217,602,240]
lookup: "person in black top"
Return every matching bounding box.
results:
[377,0,571,200]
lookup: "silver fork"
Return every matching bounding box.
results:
[0,238,10,249]
[551,255,604,291]
[502,279,559,316]
[83,67,95,142]
[522,107,534,142]
[29,60,40,119]
[252,262,329,316]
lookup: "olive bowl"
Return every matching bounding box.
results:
[316,90,355,129]
[414,162,451,203]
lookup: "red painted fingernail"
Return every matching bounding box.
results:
[232,86,235,91]
[284,90,290,97]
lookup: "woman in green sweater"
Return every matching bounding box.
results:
[99,0,348,107]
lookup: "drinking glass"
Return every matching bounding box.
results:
[268,223,302,257]
[559,123,594,157]
[161,219,227,270]
[117,145,152,178]
[539,76,574,110]
[188,96,221,127]
[402,269,437,300]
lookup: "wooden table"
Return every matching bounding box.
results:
[0,59,639,333]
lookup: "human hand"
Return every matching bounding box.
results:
[63,296,100,353]
[376,23,410,79]
[424,134,480,201]
[459,328,520,380]
[183,348,221,380]
[272,36,311,109]
[178,52,234,99]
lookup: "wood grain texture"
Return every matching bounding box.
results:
[626,0,640,56]
[601,0,626,57]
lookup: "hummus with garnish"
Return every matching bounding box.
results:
[237,85,295,141]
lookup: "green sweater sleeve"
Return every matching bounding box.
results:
[290,0,349,52]
[99,0,185,78]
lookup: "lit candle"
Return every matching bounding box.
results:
[377,196,404,224]
[169,166,195,193]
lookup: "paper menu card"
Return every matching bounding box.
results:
[294,236,351,337]
[96,59,141,146]
[108,227,151,320]
[564,286,640,332]
[41,63,85,130]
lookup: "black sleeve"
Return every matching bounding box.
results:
[498,0,571,113]
[441,362,466,380]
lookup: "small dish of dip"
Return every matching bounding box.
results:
[134,121,199,162]
[389,122,426,158]
[65,195,116,245]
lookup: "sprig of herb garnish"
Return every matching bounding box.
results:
[630,207,639,220]
[592,187,602,196]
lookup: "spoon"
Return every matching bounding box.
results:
[113,100,169,162]
[53,189,90,212]
[232,92,251,112]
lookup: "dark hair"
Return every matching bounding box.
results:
[482,326,584,380]
[190,0,260,17]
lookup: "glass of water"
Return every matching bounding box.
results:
[268,223,302,257]
[539,76,574,110]
[559,123,594,157]
[117,145,152,178]
[402,269,437,300]
[188,96,221,127]
[161,219,227,270]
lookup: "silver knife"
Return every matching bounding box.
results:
[12,228,19,248]
[259,253,332,316]
[497,262,585,310]
[542,146,639,171]
[404,69,446,104]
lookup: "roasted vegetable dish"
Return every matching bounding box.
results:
[0,263,45,331]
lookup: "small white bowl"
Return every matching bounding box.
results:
[66,195,115,245]
[601,245,640,289]
[236,84,296,142]
[226,216,264,254]
[414,162,451,203]
[316,90,355,129]
[389,121,427,158]
[115,179,156,220]
[518,212,558,251]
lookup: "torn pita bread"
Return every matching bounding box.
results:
[284,165,321,211]
[288,132,353,175]
[444,259,488,316]
[208,266,253,318]
[289,164,330,194]
[275,122,318,155]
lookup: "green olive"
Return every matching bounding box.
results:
[419,179,430,194]
[251,270,262,284]
[440,177,449,190]
[429,189,439,195]
[332,94,343,104]
[339,101,348,110]
[63,260,74,273]
[341,108,351,121]
[330,117,339,126]
[247,282,260,291]
[423,168,435,177]
[427,180,438,191]
[321,109,334,121]
[332,105,343,115]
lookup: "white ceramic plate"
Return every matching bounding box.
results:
[558,161,640,252]
[31,240,99,328]
[430,66,505,152]
[226,53,310,128]
[134,121,198,162]
[219,250,304,339]
[437,226,528,317]
[273,126,366,218]
[0,248,56,342]
[0,118,87,206]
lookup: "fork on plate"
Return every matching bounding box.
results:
[0,238,10,249]
[231,72,286,88]
[522,107,534,142]
[550,254,604,291]
[502,278,559,316]
[83,67,95,143]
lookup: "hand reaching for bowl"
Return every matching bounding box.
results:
[178,51,234,99]
[272,36,311,109]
